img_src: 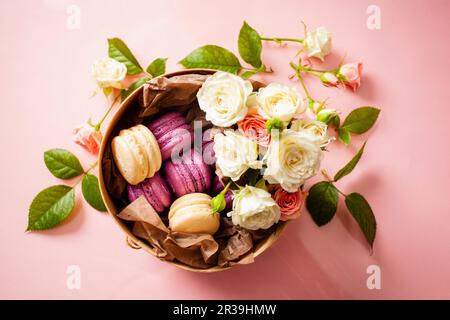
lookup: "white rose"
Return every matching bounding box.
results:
[91,57,127,89]
[228,186,280,230]
[304,27,332,61]
[264,129,323,192]
[257,83,304,123]
[213,130,262,181]
[197,72,253,127]
[290,118,331,147]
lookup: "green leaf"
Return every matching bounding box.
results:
[44,148,84,179]
[306,182,339,226]
[27,185,75,231]
[338,128,350,145]
[240,64,267,78]
[108,38,143,75]
[345,193,376,248]
[334,142,367,182]
[238,21,262,68]
[121,76,151,100]
[82,174,107,212]
[240,70,258,79]
[342,106,380,134]
[332,115,341,127]
[179,45,242,74]
[146,58,167,77]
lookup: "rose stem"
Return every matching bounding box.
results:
[94,93,121,131]
[260,37,304,44]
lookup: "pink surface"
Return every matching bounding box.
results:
[1,0,450,299]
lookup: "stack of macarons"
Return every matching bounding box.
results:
[111,111,220,234]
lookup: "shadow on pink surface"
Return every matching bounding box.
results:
[137,224,355,299]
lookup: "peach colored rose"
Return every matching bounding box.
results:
[271,185,306,221]
[320,72,343,88]
[338,62,363,91]
[237,108,270,147]
[73,123,102,154]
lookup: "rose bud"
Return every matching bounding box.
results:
[73,123,102,154]
[337,62,363,91]
[320,72,342,88]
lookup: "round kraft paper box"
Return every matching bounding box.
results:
[98,69,289,273]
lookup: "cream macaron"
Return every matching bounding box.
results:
[112,124,162,185]
[168,193,220,235]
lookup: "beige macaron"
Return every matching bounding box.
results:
[168,193,220,235]
[111,125,161,185]
[129,125,161,178]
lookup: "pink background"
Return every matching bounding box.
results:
[1,0,449,299]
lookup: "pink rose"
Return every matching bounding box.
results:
[237,108,270,146]
[271,185,306,221]
[338,61,363,91]
[320,72,343,88]
[73,123,102,154]
[299,52,312,68]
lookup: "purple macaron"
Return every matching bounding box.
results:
[147,111,194,161]
[127,172,172,213]
[201,128,216,166]
[164,149,211,197]
[212,176,233,210]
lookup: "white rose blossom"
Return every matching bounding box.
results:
[213,130,262,181]
[91,57,127,89]
[197,72,253,127]
[257,83,305,123]
[304,27,332,61]
[228,186,280,230]
[264,129,323,192]
[290,118,332,148]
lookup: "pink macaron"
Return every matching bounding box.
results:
[201,128,216,165]
[164,149,211,197]
[147,111,194,161]
[127,172,172,213]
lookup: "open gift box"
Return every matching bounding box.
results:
[98,69,289,272]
